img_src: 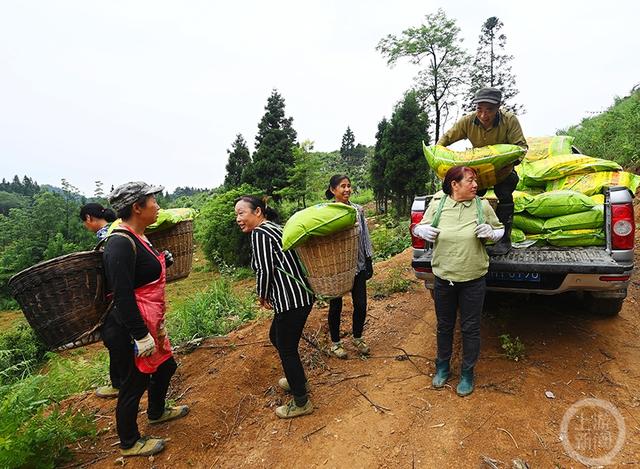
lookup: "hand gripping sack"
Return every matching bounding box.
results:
[423,143,526,190]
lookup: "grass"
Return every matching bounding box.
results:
[369,267,412,299]
[369,215,411,261]
[167,277,258,344]
[499,334,525,361]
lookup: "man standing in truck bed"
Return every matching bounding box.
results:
[437,87,527,255]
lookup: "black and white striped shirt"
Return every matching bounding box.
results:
[250,221,314,314]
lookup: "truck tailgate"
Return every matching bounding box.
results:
[413,247,631,274]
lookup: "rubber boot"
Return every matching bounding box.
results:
[487,203,514,256]
[456,367,475,397]
[432,358,450,389]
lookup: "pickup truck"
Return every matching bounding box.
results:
[410,186,636,316]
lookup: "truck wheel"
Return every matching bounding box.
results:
[586,296,624,316]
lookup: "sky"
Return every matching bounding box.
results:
[1,0,638,196]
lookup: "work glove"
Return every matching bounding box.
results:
[475,224,504,242]
[364,257,374,280]
[134,333,156,357]
[413,224,441,243]
[163,250,174,268]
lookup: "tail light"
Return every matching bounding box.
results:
[611,203,635,250]
[410,211,426,249]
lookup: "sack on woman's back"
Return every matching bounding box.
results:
[282,203,357,251]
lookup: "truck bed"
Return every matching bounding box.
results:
[413,246,631,274]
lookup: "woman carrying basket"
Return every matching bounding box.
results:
[413,166,503,397]
[235,196,315,419]
[325,175,374,358]
[103,182,188,457]
[80,203,120,398]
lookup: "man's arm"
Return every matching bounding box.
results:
[436,118,468,147]
[506,115,528,149]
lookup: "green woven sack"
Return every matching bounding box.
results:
[520,154,622,186]
[525,190,596,218]
[511,227,526,243]
[546,171,640,196]
[282,203,357,251]
[423,143,526,190]
[513,213,545,234]
[546,229,605,247]
[543,205,604,231]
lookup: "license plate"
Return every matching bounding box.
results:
[488,271,541,283]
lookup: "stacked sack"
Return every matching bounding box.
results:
[508,136,639,246]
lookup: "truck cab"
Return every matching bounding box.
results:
[410,186,635,315]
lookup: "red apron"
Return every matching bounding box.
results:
[122,226,173,373]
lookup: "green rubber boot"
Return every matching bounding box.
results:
[432,358,450,389]
[456,367,475,397]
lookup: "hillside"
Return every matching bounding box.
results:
[63,232,640,468]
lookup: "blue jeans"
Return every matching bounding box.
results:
[433,275,486,370]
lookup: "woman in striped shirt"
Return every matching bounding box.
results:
[325,175,374,358]
[235,196,315,419]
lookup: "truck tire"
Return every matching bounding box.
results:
[586,295,624,316]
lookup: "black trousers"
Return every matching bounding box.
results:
[328,270,367,342]
[269,304,312,405]
[433,275,486,370]
[102,315,177,449]
[108,348,121,389]
[477,169,519,205]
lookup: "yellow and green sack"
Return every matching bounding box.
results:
[546,229,605,247]
[591,194,605,204]
[514,213,545,234]
[546,171,640,196]
[146,207,198,234]
[520,154,622,186]
[282,203,357,251]
[423,143,526,190]
[525,135,575,161]
[513,190,536,213]
[525,190,595,218]
[543,205,604,231]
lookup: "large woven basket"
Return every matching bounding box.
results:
[147,219,194,283]
[8,251,109,350]
[296,225,359,298]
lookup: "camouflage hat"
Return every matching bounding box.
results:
[108,181,164,211]
[472,87,502,105]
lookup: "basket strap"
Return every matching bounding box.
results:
[97,230,137,255]
[274,266,322,300]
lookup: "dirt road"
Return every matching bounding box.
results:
[68,232,640,469]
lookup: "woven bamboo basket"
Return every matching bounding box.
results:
[147,219,194,283]
[8,251,109,350]
[295,225,359,298]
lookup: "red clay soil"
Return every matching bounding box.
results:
[65,227,640,468]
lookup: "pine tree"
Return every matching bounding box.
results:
[224,134,251,188]
[370,118,389,213]
[466,17,524,114]
[242,90,297,197]
[340,126,356,163]
[94,180,105,199]
[380,91,430,216]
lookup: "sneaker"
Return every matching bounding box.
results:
[352,337,370,355]
[277,378,311,393]
[330,342,348,359]
[121,437,165,457]
[95,385,119,398]
[148,405,190,425]
[275,398,314,419]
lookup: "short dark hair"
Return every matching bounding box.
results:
[79,203,117,222]
[235,195,279,222]
[325,174,351,200]
[442,166,477,195]
[117,195,150,220]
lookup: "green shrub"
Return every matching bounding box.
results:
[499,334,525,361]
[0,352,108,468]
[196,184,261,268]
[370,216,411,261]
[350,188,374,206]
[369,267,412,299]
[167,278,258,343]
[0,323,48,386]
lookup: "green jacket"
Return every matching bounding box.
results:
[437,110,527,149]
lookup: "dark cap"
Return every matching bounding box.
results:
[472,87,502,105]
[108,181,164,211]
